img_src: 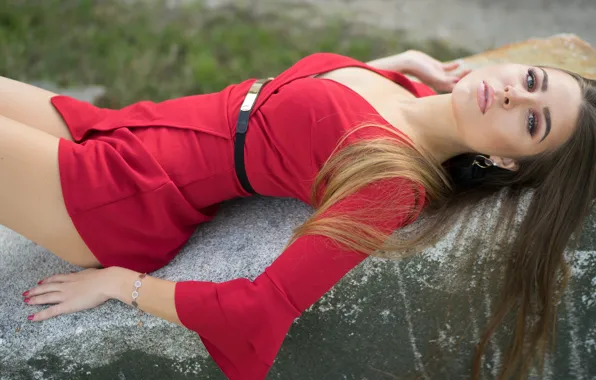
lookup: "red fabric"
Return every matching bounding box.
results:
[51,52,436,379]
[175,177,423,380]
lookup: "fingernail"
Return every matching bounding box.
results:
[27,315,34,321]
[22,291,29,297]
[24,298,30,304]
[37,280,43,285]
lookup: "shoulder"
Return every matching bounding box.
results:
[263,52,369,93]
[332,176,426,220]
[261,76,383,149]
[261,76,356,121]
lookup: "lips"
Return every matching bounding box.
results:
[477,81,494,114]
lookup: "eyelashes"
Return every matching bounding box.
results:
[526,68,537,91]
[528,109,539,137]
[526,69,539,137]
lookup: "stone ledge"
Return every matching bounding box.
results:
[458,34,596,79]
[2,196,595,379]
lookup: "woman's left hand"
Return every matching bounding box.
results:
[400,50,472,93]
[22,268,114,321]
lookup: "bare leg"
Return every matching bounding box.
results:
[0,76,74,140]
[0,114,100,268]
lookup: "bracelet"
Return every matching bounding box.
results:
[131,273,147,308]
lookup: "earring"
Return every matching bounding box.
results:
[472,155,497,169]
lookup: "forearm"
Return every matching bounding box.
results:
[366,51,415,73]
[105,266,183,327]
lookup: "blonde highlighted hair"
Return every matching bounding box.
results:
[287,124,449,255]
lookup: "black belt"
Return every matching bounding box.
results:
[234,77,274,194]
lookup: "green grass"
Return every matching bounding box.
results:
[0,0,471,108]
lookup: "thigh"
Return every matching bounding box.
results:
[0,114,100,268]
[0,76,74,141]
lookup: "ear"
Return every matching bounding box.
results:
[488,156,519,171]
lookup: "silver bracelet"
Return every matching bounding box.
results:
[131,273,147,308]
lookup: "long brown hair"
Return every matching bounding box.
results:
[289,71,596,379]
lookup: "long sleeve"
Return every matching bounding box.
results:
[174,178,425,379]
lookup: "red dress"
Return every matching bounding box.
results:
[51,53,436,379]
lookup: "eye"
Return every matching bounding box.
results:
[526,68,537,91]
[528,110,539,137]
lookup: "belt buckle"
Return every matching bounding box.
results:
[240,77,274,112]
[240,93,257,112]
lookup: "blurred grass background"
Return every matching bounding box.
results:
[0,0,470,108]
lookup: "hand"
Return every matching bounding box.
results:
[22,268,115,321]
[399,50,471,93]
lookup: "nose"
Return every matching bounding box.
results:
[501,85,535,109]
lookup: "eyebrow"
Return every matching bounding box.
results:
[541,107,551,142]
[539,67,549,92]
[539,68,551,142]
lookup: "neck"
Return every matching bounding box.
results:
[397,94,468,163]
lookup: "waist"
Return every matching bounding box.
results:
[232,78,314,202]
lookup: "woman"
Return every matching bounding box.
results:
[5,49,594,380]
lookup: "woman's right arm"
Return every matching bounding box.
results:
[172,177,424,380]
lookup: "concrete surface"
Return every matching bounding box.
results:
[1,195,596,379]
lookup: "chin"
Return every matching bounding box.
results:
[450,83,469,124]
[450,81,482,142]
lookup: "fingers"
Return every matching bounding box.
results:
[24,282,63,297]
[439,82,457,93]
[22,269,100,322]
[22,272,73,320]
[23,272,77,297]
[435,76,462,93]
[458,68,473,78]
[39,271,79,284]
[30,304,69,322]
[24,288,68,322]
[441,60,472,81]
[442,60,463,71]
[25,291,65,306]
[437,66,472,93]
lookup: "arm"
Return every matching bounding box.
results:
[105,178,423,380]
[367,50,470,93]
[366,50,418,73]
[106,267,182,326]
[25,177,423,380]
[170,178,424,379]
[24,266,183,326]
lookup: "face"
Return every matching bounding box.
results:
[451,64,582,168]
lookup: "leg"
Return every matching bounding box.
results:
[0,114,100,268]
[0,76,74,141]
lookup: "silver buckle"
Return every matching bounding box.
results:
[240,77,274,112]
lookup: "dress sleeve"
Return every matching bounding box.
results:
[174,178,424,380]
